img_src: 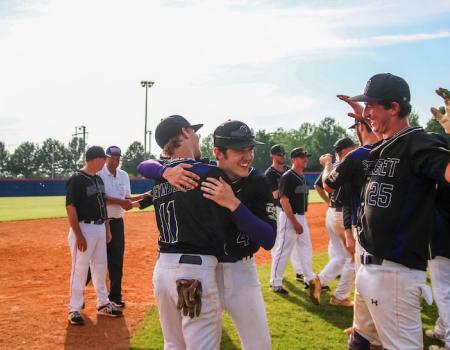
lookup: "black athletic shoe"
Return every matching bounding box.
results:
[68,311,85,325]
[296,273,304,283]
[322,285,331,292]
[98,303,123,317]
[270,285,289,295]
[111,300,125,309]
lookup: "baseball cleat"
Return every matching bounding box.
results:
[296,273,304,283]
[111,300,126,309]
[270,285,289,295]
[98,303,123,317]
[329,295,354,307]
[425,329,445,341]
[309,276,321,305]
[68,311,85,325]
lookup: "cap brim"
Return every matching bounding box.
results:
[221,139,264,149]
[191,124,203,132]
[349,94,381,103]
[348,123,358,129]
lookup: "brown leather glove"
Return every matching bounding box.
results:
[176,279,202,318]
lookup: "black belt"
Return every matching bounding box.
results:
[108,217,123,221]
[360,254,383,265]
[81,219,105,225]
[218,253,253,263]
[179,255,202,265]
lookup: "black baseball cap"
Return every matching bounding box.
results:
[271,144,286,156]
[106,145,121,157]
[213,120,264,149]
[290,147,311,158]
[350,73,410,103]
[155,115,203,148]
[348,120,371,130]
[333,137,355,153]
[85,146,106,161]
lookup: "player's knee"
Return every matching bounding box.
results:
[348,330,370,350]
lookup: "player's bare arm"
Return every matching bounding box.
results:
[280,195,303,234]
[200,177,241,211]
[314,184,330,204]
[105,220,112,243]
[319,154,335,193]
[66,204,87,251]
[431,87,450,134]
[106,196,133,210]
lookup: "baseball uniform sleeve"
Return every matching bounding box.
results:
[65,174,82,206]
[278,172,292,198]
[324,155,355,190]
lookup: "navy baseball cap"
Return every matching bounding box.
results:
[155,115,203,148]
[106,145,121,157]
[333,137,355,153]
[213,120,264,149]
[350,73,410,103]
[290,147,311,158]
[271,144,286,156]
[85,146,106,161]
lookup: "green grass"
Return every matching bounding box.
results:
[0,196,154,222]
[0,190,324,222]
[131,254,439,350]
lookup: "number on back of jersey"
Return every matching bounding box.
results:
[158,200,179,243]
[366,181,393,208]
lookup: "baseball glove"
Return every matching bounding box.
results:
[176,279,203,318]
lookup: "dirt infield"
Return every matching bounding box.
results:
[0,203,328,350]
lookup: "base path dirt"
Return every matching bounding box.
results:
[0,203,328,350]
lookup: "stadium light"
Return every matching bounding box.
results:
[141,81,154,157]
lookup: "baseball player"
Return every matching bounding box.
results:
[426,90,450,350]
[269,147,320,303]
[66,146,122,325]
[346,73,450,350]
[265,144,304,286]
[139,120,277,350]
[97,145,148,308]
[140,115,233,350]
[314,137,356,307]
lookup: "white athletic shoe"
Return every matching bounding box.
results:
[426,329,445,341]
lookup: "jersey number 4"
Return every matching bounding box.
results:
[158,201,179,243]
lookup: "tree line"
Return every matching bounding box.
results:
[1,113,448,179]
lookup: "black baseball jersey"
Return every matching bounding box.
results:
[66,170,108,221]
[431,182,450,259]
[223,168,276,258]
[152,159,231,256]
[264,165,289,207]
[279,169,309,214]
[315,168,344,208]
[325,145,372,226]
[360,127,450,270]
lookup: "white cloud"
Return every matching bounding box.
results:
[0,0,449,154]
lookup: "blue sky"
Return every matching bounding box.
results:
[0,0,449,155]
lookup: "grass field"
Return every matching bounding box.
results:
[130,254,439,350]
[0,195,154,222]
[0,190,324,222]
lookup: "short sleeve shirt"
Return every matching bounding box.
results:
[279,169,309,214]
[98,166,131,218]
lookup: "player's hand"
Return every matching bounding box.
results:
[121,199,133,210]
[344,229,355,259]
[143,190,152,198]
[201,177,241,211]
[319,153,333,167]
[430,87,450,134]
[337,94,364,120]
[164,163,200,192]
[76,234,87,252]
[293,220,303,235]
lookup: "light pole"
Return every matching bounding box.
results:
[140,81,154,157]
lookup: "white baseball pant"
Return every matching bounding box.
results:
[270,212,315,287]
[153,253,221,350]
[272,207,303,277]
[217,258,271,350]
[429,256,450,347]
[356,256,433,350]
[68,223,109,312]
[319,207,354,299]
